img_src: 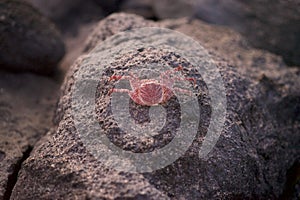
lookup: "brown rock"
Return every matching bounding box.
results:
[11,13,300,199]
[0,72,59,199]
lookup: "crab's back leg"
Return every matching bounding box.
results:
[173,87,194,97]
[109,88,131,96]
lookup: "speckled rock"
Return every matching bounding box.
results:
[0,72,59,199]
[11,13,300,199]
[0,0,65,74]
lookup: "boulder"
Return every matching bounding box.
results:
[0,0,65,74]
[11,13,300,199]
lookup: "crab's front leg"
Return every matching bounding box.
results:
[109,72,141,91]
[161,65,196,88]
[173,87,194,97]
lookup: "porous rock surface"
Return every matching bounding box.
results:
[11,13,300,199]
[0,72,59,199]
[0,0,65,74]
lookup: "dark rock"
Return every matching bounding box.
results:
[153,0,197,19]
[24,0,105,73]
[0,0,65,74]
[194,0,300,66]
[0,72,59,199]
[120,0,156,19]
[24,0,83,21]
[142,0,300,66]
[24,0,104,32]
[93,0,120,14]
[11,13,300,199]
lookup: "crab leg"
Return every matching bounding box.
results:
[109,72,141,91]
[160,66,182,78]
[174,77,196,86]
[161,66,196,88]
[109,75,133,81]
[109,88,132,96]
[173,87,194,96]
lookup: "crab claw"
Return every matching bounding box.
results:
[175,65,184,71]
[186,77,197,86]
[109,75,122,81]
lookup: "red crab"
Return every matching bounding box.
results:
[109,66,196,106]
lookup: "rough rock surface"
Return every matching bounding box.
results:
[0,72,59,199]
[11,13,300,199]
[0,0,65,74]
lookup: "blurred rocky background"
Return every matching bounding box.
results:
[0,0,299,199]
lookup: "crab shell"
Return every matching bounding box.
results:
[129,80,174,106]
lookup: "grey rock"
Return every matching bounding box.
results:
[0,72,59,199]
[0,0,65,74]
[11,13,300,199]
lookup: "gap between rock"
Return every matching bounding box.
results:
[3,146,33,200]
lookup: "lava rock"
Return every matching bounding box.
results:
[0,72,59,199]
[0,0,65,74]
[11,13,300,199]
